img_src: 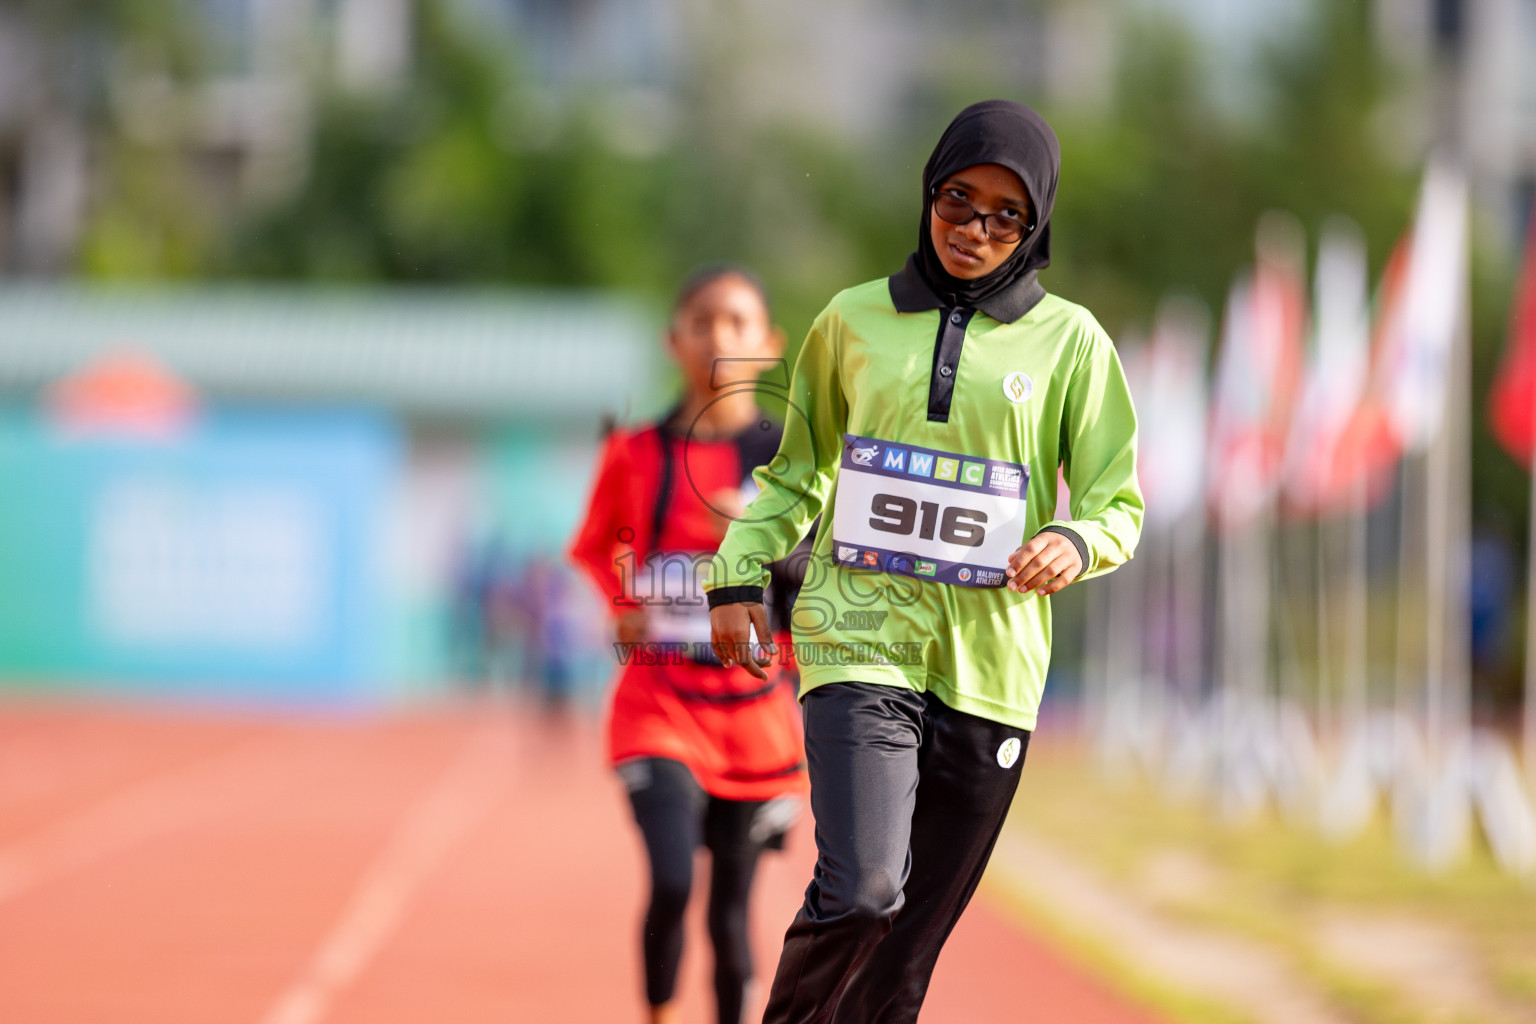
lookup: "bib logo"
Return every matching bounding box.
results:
[989,465,1023,491]
[996,737,1022,769]
[851,444,879,466]
[1003,372,1033,404]
[957,567,972,583]
[838,545,857,562]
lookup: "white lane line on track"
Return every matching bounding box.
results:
[257,723,513,1024]
[0,732,292,906]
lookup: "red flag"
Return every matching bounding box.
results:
[1330,236,1409,503]
[1207,214,1306,526]
[1284,217,1370,515]
[1489,208,1536,468]
[1331,160,1468,505]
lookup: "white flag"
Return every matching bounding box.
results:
[1377,158,1469,452]
[1140,296,1210,526]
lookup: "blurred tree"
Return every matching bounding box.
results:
[1041,2,1415,334]
[57,0,1477,372]
[70,0,231,277]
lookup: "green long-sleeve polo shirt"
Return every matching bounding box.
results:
[706,277,1143,730]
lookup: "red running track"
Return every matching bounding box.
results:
[0,698,1164,1024]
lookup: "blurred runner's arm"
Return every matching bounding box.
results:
[567,432,647,632]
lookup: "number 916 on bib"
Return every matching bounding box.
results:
[831,434,1030,588]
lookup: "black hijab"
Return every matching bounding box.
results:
[889,99,1060,323]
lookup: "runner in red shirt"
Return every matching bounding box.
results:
[568,265,809,1024]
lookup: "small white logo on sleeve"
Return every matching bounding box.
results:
[1003,372,1033,404]
[996,737,1022,769]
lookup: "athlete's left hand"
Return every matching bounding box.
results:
[1005,534,1082,596]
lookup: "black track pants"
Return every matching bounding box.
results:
[760,682,1030,1024]
[624,757,782,1024]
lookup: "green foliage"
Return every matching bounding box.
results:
[1044,3,1416,332]
[72,0,1434,344]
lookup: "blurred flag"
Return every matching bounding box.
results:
[1139,296,1210,527]
[1207,214,1306,526]
[1283,217,1371,513]
[1331,237,1409,497]
[1489,206,1536,468]
[1333,159,1469,494]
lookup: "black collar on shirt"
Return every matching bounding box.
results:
[889,256,1048,422]
[887,253,1046,325]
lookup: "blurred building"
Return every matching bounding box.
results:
[5,0,1535,274]
[0,0,1054,274]
[1374,0,1536,243]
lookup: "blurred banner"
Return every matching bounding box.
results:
[0,285,664,704]
[0,406,398,701]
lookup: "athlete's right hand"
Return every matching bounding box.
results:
[709,603,776,679]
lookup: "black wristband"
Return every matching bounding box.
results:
[707,585,765,609]
[1035,525,1090,575]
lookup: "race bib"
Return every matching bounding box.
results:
[831,434,1029,588]
[637,551,715,646]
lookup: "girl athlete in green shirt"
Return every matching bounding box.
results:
[706,100,1143,1023]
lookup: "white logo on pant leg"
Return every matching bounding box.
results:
[996,737,1021,769]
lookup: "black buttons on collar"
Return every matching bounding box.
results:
[928,307,977,422]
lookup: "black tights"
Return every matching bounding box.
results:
[624,758,770,1024]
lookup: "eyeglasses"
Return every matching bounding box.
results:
[930,188,1034,244]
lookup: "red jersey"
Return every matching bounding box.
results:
[568,413,808,802]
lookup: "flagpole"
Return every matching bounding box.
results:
[1315,513,1332,742]
[1253,495,1276,810]
[1425,375,1449,765]
[1344,471,1370,738]
[1083,558,1108,754]
[1394,455,1420,779]
[1218,507,1253,813]
[1177,498,1207,715]
[1421,194,1474,765]
[1448,228,1474,756]
[1104,546,1147,773]
[1273,509,1309,741]
[1526,463,1536,786]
